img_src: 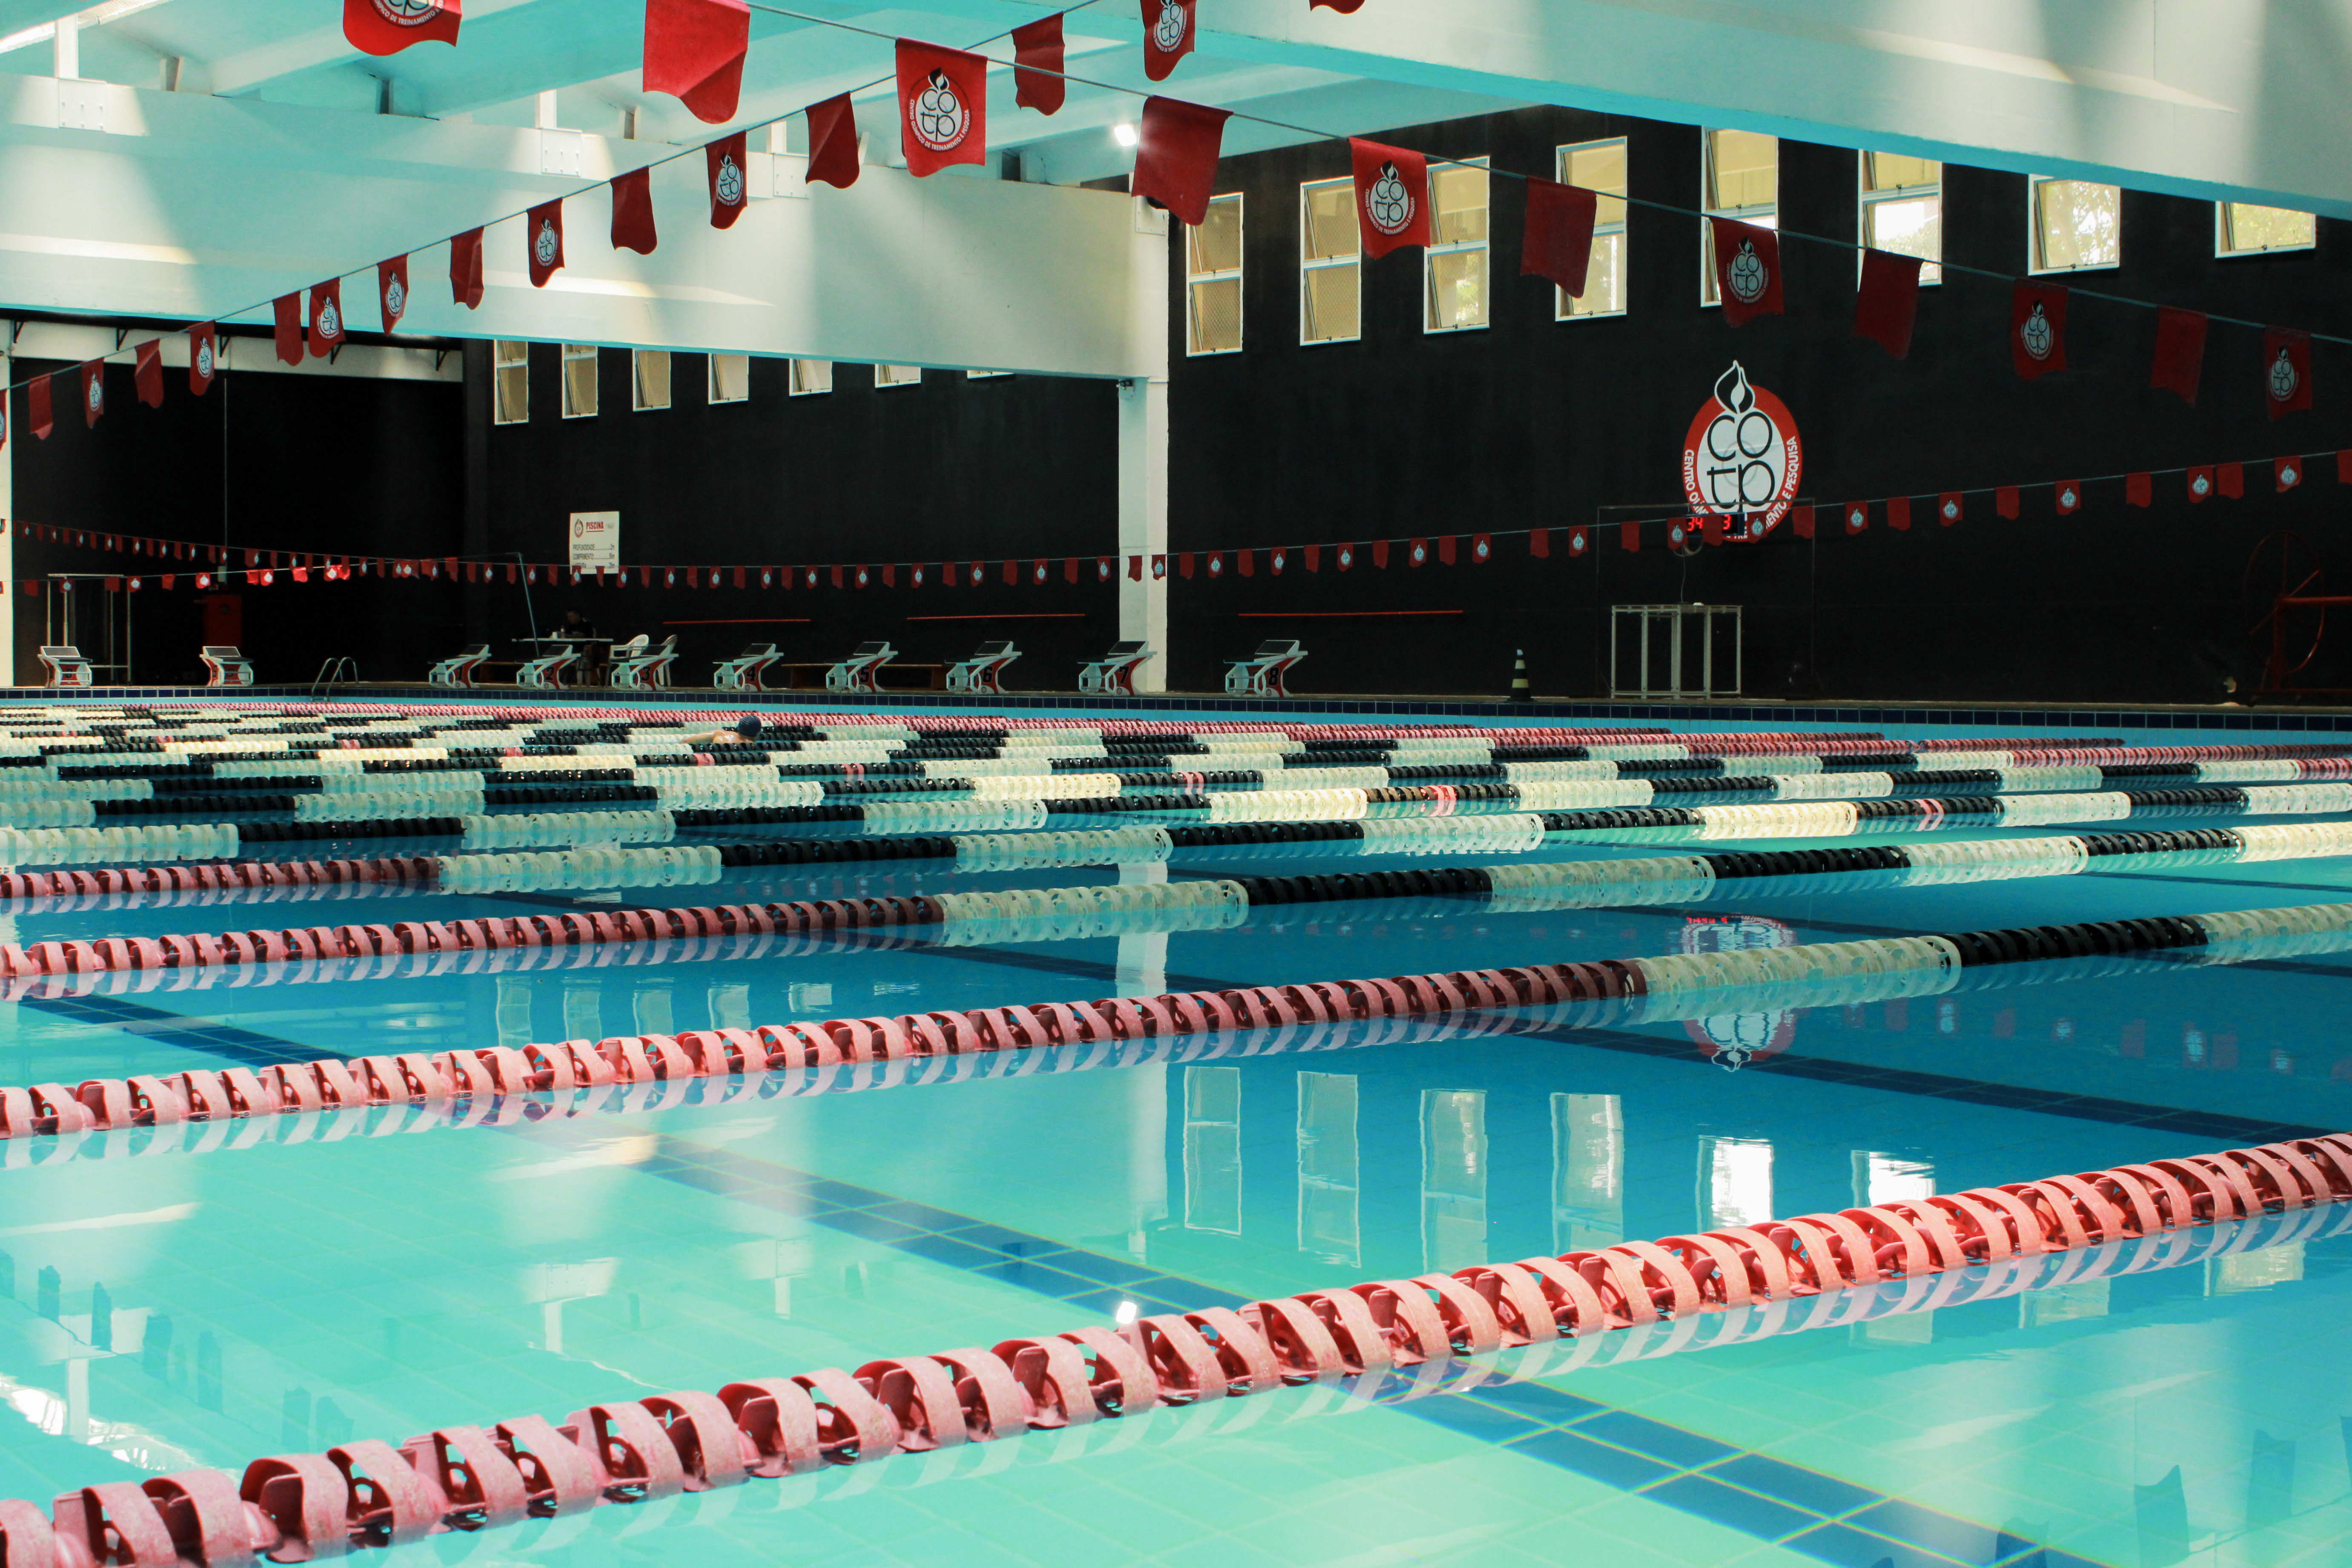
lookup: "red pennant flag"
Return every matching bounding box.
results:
[732,567,746,588]
[1311,0,1364,9]
[2125,472,2152,507]
[610,168,659,255]
[2277,455,2304,492]
[808,95,859,189]
[897,41,988,178]
[526,200,565,287]
[344,0,458,55]
[1063,557,1080,583]
[1790,506,1814,540]
[161,576,174,590]
[1013,14,1065,114]
[450,227,485,309]
[1349,140,1429,259]
[1936,492,1962,526]
[1471,534,1492,563]
[1996,486,2019,519]
[1854,249,1921,359]
[133,341,163,408]
[1667,519,1690,548]
[855,565,871,588]
[1299,544,1319,571]
[2218,462,2244,498]
[643,0,749,124]
[1709,217,1782,327]
[1373,541,1391,568]
[996,560,1012,584]
[1140,0,1196,81]
[1435,535,1455,565]
[377,256,409,331]
[1886,497,1911,531]
[2054,481,2082,515]
[2339,451,2352,486]
[1270,547,1288,575]
[272,294,304,365]
[1565,526,1587,556]
[1151,554,1166,578]
[1843,501,1869,533]
[1179,553,1194,578]
[79,362,103,427]
[1132,97,1231,226]
[2151,306,2207,406]
[2262,327,2312,419]
[707,132,750,229]
[187,323,217,397]
[308,279,345,357]
[1698,516,1725,547]
[1237,549,1254,577]
[2187,466,2214,503]
[1126,555,1140,580]
[2010,280,2066,380]
[1620,521,1640,552]
[1209,552,1229,577]
[1520,178,1596,297]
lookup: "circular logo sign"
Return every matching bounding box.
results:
[1567,529,1586,555]
[374,0,441,25]
[1681,361,1802,534]
[533,219,560,269]
[911,566,924,586]
[910,69,971,154]
[715,154,745,207]
[1364,161,1414,237]
[1724,238,1768,304]
[1337,545,1354,568]
[195,339,213,379]
[2269,348,2299,403]
[1208,554,1223,576]
[1153,0,1189,52]
[2019,301,2054,362]
[86,377,101,412]
[1679,913,1798,1070]
[384,276,406,319]
[316,298,340,340]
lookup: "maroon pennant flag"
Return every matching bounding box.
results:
[1620,521,1640,552]
[1790,507,1813,540]
[2277,455,2304,493]
[1349,139,1429,259]
[707,132,751,229]
[1709,217,1782,327]
[450,227,485,309]
[1206,552,1226,577]
[1520,178,1597,297]
[2187,466,2214,503]
[1311,0,1364,9]
[2340,451,2352,485]
[308,278,346,356]
[2150,306,2207,406]
[2218,462,2244,498]
[272,294,304,366]
[611,168,659,255]
[1565,527,1586,556]
[1013,14,1065,114]
[897,41,988,178]
[2054,481,2082,515]
[2125,472,2152,507]
[1887,497,1911,530]
[1097,556,1113,581]
[1304,545,1321,571]
[1124,555,1139,580]
[643,0,749,124]
[1843,502,1869,534]
[1698,516,1725,548]
[1529,530,1551,558]
[1854,248,1921,359]
[378,256,410,331]
[79,362,103,427]
[880,564,896,587]
[526,201,565,287]
[188,323,217,397]
[1064,558,1080,583]
[1435,535,1455,565]
[1151,554,1166,578]
[344,0,458,56]
[1335,544,1354,570]
[1140,0,1196,81]
[1470,533,1492,563]
[1237,550,1254,577]
[1372,541,1390,567]
[1178,553,1195,578]
[807,95,859,189]
[133,341,163,408]
[2011,280,2066,380]
[1001,560,1017,584]
[2262,327,2312,418]
[1936,492,1961,526]
[1132,97,1231,226]
[1996,487,2019,519]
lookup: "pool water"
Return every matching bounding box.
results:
[0,700,2347,1568]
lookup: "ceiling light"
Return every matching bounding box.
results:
[1112,123,1138,148]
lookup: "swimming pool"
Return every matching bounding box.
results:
[0,697,2345,1568]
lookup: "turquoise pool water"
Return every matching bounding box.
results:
[0,699,2346,1568]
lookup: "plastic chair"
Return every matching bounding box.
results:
[200,646,256,687]
[1223,638,1306,697]
[947,640,1020,694]
[713,643,781,691]
[1079,641,1154,695]
[609,635,677,690]
[516,645,582,689]
[37,647,91,689]
[427,644,491,687]
[825,641,896,692]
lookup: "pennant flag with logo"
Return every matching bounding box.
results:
[188,323,217,396]
[450,227,485,308]
[1566,527,1587,556]
[1854,248,1921,359]
[1335,544,1353,571]
[1520,177,1596,297]
[2011,280,2066,380]
[1937,492,1961,526]
[75,362,103,427]
[643,0,749,123]
[309,279,346,357]
[2262,327,2312,419]
[609,167,658,255]
[133,340,163,408]
[2277,455,2304,493]
[1843,501,1868,534]
[344,0,459,56]
[2054,481,2082,515]
[897,41,988,178]
[807,94,859,189]
[1151,555,1167,578]
[1206,552,1224,577]
[1349,139,1429,259]
[1097,556,1113,581]
[272,294,304,366]
[526,200,566,287]
[707,132,751,228]
[1132,97,1231,226]
[1708,217,1782,327]
[1470,533,1492,563]
[2151,306,2207,406]
[2187,466,2214,503]
[1013,14,1064,113]
[377,255,410,331]
[1140,0,1196,80]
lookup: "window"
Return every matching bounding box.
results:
[2029,177,2121,272]
[788,359,831,396]
[560,345,597,418]
[492,340,528,424]
[967,369,1010,380]
[2217,201,2315,258]
[1860,152,1942,283]
[1424,159,1488,332]
[1299,177,1359,344]
[874,364,922,388]
[1187,192,1243,355]
[1556,138,1627,320]
[1701,129,1777,304]
[708,353,750,403]
[631,349,669,411]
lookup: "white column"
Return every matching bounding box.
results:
[52,17,77,81]
[1116,375,1169,693]
[1,343,12,687]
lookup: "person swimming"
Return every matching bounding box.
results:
[687,714,766,746]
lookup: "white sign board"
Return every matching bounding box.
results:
[569,511,619,570]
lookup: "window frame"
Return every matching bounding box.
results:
[492,340,529,425]
[788,359,831,396]
[2026,175,2123,275]
[1422,157,1490,335]
[874,364,922,389]
[1857,152,1943,286]
[631,348,670,412]
[1186,191,1245,356]
[1700,129,1778,306]
[1298,175,1361,347]
[2215,200,2317,259]
[559,344,598,419]
[707,352,751,404]
[1555,137,1629,323]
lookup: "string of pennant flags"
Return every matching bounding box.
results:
[0,0,2345,449]
[6,440,2346,597]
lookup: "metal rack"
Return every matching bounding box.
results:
[1610,603,1742,698]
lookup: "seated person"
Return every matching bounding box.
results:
[557,608,598,639]
[556,608,604,680]
[688,714,768,747]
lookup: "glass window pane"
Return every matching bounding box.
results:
[2223,202,2315,254]
[632,349,669,411]
[709,353,751,402]
[1303,181,1358,261]
[1865,192,1943,281]
[1303,263,1359,343]
[1425,247,1487,331]
[1189,277,1242,354]
[875,364,921,387]
[1864,152,1939,192]
[2035,179,2120,270]
[562,349,596,418]
[1430,164,1487,245]
[1707,129,1777,211]
[790,359,831,395]
[493,340,527,425]
[1189,195,1242,274]
[1562,139,1627,228]
[1561,230,1626,318]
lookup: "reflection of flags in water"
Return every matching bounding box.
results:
[1680,914,1798,1070]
